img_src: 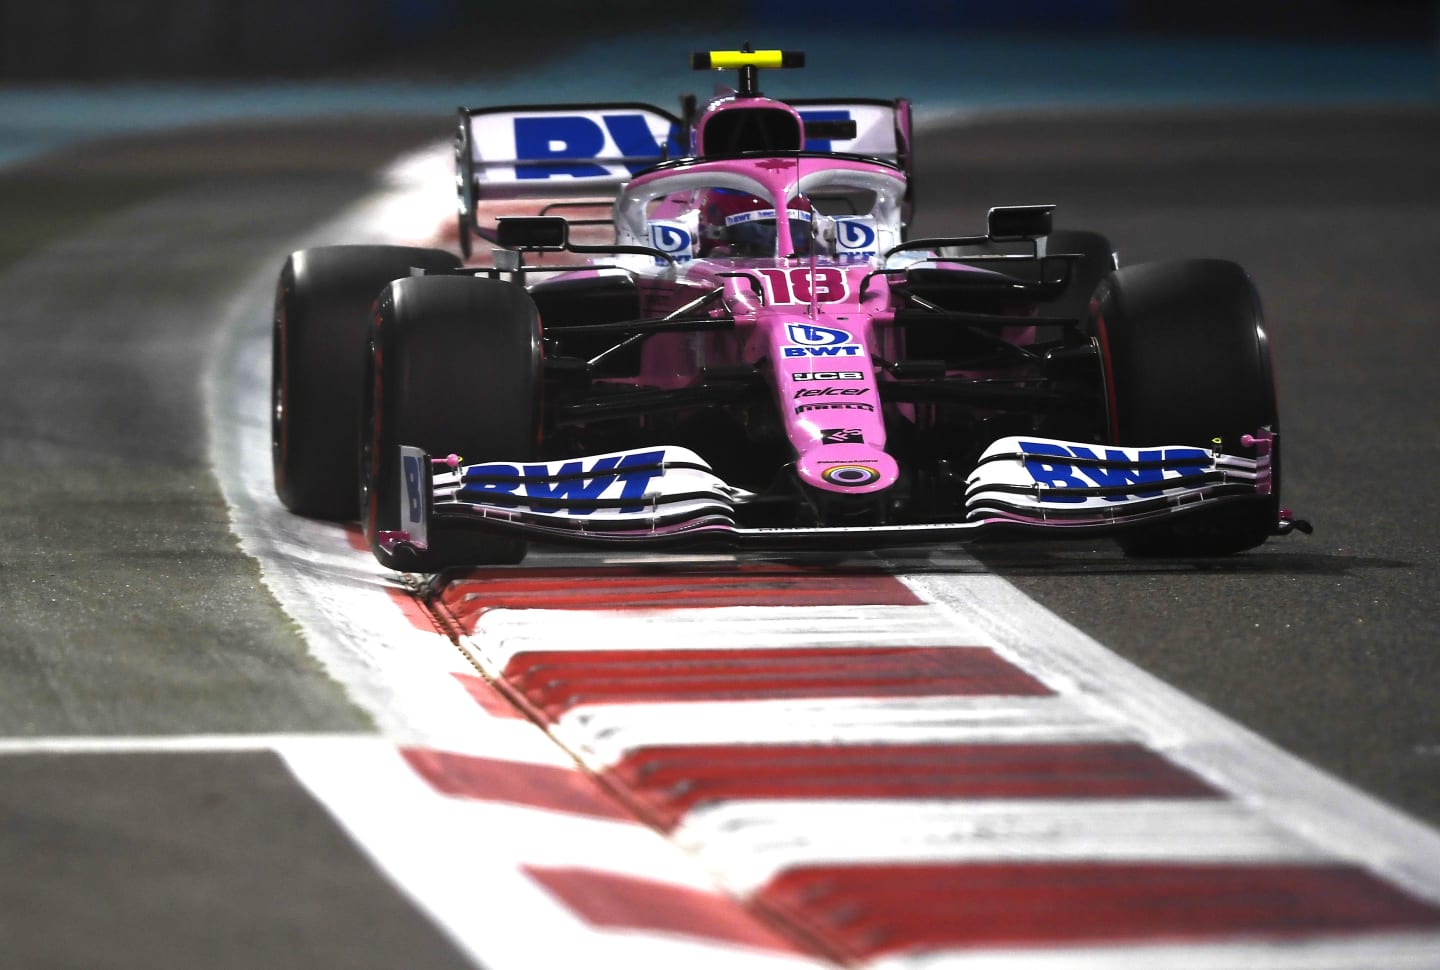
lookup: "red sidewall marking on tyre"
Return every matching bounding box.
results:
[342,523,369,553]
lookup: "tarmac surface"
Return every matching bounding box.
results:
[0,118,476,968]
[912,106,1440,825]
[0,102,1437,966]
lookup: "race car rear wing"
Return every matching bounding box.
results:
[456,103,682,202]
[454,103,681,256]
[454,98,916,255]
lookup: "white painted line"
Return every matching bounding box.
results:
[0,729,574,769]
[673,798,1327,895]
[0,733,366,755]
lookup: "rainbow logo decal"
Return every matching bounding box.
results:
[820,464,881,488]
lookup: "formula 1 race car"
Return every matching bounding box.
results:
[272,47,1308,571]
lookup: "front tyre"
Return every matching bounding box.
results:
[272,245,461,519]
[1093,259,1281,556]
[361,275,541,571]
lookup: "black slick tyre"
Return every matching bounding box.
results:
[1044,229,1116,322]
[1092,259,1280,556]
[272,245,461,519]
[361,275,541,571]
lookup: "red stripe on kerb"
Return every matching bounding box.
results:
[401,749,634,821]
[503,646,1050,718]
[609,743,1219,831]
[435,564,921,629]
[759,862,1440,959]
[342,523,369,553]
[385,587,443,634]
[523,866,814,955]
[452,672,525,719]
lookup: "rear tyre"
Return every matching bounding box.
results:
[1043,229,1115,322]
[1093,259,1280,556]
[361,275,541,571]
[272,245,461,519]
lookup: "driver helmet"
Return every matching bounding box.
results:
[698,188,813,258]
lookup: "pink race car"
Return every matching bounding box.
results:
[271,48,1307,570]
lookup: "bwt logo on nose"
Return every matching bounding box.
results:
[786,324,850,346]
[1021,441,1211,503]
[783,323,862,358]
[513,115,682,179]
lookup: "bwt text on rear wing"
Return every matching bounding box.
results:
[454,99,913,202]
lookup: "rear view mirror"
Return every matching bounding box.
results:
[804,118,858,141]
[987,205,1054,240]
[497,217,569,251]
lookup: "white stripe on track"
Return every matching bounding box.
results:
[674,798,1326,895]
[868,932,1440,970]
[558,695,1133,766]
[465,604,989,664]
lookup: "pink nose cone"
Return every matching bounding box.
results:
[795,443,900,496]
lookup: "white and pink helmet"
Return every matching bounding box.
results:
[697,188,814,258]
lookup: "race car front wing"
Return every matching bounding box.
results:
[379,435,1306,555]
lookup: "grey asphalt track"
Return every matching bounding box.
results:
[0,751,474,970]
[0,119,475,969]
[0,124,401,735]
[904,106,1440,826]
[0,105,1436,967]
